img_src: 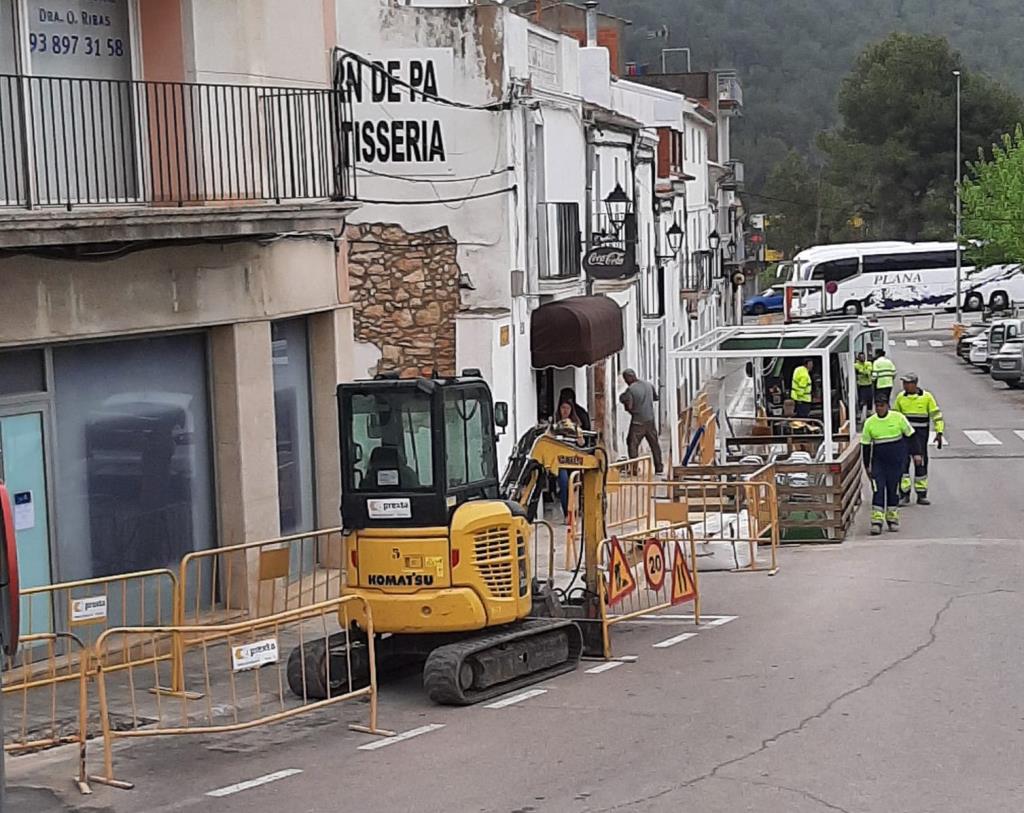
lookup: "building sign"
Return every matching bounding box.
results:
[27,0,132,80]
[583,246,638,281]
[339,48,456,174]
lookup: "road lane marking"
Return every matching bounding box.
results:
[635,614,735,623]
[206,769,303,797]
[889,340,896,346]
[906,339,920,347]
[929,340,944,348]
[1014,430,1024,443]
[964,430,1001,446]
[484,689,547,709]
[586,661,624,674]
[653,632,698,649]
[357,724,445,750]
[704,616,739,627]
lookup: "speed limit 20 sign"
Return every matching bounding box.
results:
[643,539,666,592]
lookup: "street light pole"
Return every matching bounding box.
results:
[954,69,963,324]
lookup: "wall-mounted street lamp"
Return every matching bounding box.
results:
[708,229,721,252]
[604,182,633,239]
[727,238,737,260]
[657,221,685,263]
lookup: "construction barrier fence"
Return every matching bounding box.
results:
[178,527,345,627]
[605,456,655,537]
[598,521,699,658]
[89,596,388,790]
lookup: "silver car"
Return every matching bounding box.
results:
[990,337,1024,388]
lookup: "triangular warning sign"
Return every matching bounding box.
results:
[671,542,697,606]
[606,536,637,607]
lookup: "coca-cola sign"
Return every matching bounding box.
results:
[583,246,638,280]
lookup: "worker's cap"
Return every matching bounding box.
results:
[873,392,891,404]
[622,368,636,378]
[900,372,919,383]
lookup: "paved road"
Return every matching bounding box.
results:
[10,326,1024,813]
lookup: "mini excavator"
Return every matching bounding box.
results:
[287,371,610,705]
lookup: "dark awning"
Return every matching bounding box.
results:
[531,295,624,369]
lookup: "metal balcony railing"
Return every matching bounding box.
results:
[717,72,743,108]
[0,74,356,210]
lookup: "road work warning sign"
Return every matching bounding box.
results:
[671,543,696,606]
[643,539,666,592]
[606,536,637,606]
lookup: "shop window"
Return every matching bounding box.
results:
[272,319,315,535]
[0,348,46,396]
[52,334,214,579]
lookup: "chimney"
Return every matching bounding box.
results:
[585,1,599,48]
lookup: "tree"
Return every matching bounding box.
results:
[962,125,1024,266]
[820,33,1024,240]
[760,151,859,257]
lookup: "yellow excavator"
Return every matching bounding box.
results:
[287,370,610,705]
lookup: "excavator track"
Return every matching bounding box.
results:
[422,618,583,706]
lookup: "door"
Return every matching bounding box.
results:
[0,412,52,634]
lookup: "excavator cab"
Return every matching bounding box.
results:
[339,373,505,531]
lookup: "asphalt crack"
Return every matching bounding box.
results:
[589,590,1009,812]
[716,776,852,813]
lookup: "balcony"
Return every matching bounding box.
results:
[720,160,745,192]
[717,71,743,111]
[0,74,357,249]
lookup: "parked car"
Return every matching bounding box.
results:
[957,323,988,361]
[990,337,1024,388]
[743,287,784,316]
[969,333,990,370]
[988,318,1023,356]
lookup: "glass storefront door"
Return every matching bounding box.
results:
[0,409,52,634]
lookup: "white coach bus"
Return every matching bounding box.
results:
[786,241,1021,316]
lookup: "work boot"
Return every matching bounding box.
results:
[870,521,883,536]
[917,494,931,506]
[899,493,911,507]
[887,519,900,532]
[886,509,900,532]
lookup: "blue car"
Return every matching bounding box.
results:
[743,287,784,316]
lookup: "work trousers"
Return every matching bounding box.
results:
[870,446,905,523]
[857,385,874,418]
[627,420,664,474]
[901,428,930,497]
[794,401,812,418]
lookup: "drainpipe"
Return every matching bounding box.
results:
[585,1,599,47]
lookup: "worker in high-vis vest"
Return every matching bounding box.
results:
[872,348,897,404]
[861,392,915,535]
[894,372,944,506]
[790,358,814,418]
[855,351,874,422]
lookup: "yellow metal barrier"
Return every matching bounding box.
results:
[641,470,780,574]
[178,527,345,626]
[89,596,389,790]
[605,456,655,536]
[3,569,179,794]
[3,632,91,793]
[597,522,699,658]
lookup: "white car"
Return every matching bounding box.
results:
[969,334,990,369]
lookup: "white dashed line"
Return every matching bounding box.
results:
[889,340,896,347]
[357,724,445,751]
[964,430,1002,446]
[653,632,698,649]
[1014,430,1024,443]
[906,339,920,347]
[207,769,303,798]
[703,616,739,627]
[483,689,547,709]
[929,340,944,348]
[585,661,625,674]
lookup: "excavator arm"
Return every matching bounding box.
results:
[499,425,609,597]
